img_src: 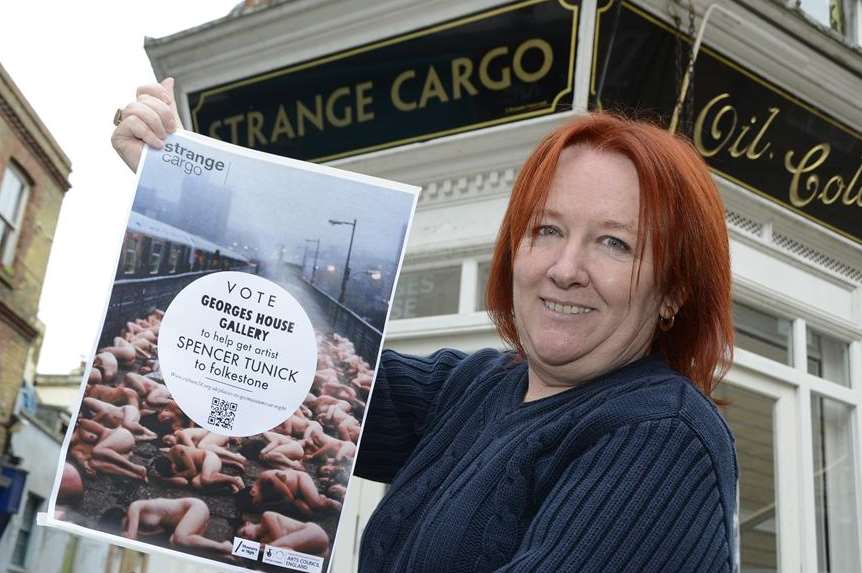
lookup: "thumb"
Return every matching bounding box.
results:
[160,77,183,130]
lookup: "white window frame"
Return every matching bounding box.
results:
[390,261,464,320]
[853,0,862,44]
[722,353,801,570]
[0,163,30,269]
[732,294,862,571]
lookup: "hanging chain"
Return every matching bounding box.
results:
[683,0,697,133]
[673,1,684,126]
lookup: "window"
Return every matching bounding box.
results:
[732,302,793,365]
[857,0,862,44]
[123,235,140,275]
[0,163,29,269]
[475,261,491,311]
[167,244,182,273]
[812,395,860,572]
[149,240,164,274]
[11,493,42,566]
[390,266,461,319]
[807,328,850,386]
[712,384,778,571]
[797,0,862,41]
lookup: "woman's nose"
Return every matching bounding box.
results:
[546,244,590,288]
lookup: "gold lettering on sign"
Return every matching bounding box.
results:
[247,111,267,148]
[843,163,862,206]
[325,86,352,127]
[388,38,553,112]
[785,144,830,208]
[694,93,779,160]
[451,58,478,100]
[513,39,553,82]
[479,47,511,91]
[208,119,223,140]
[297,96,324,136]
[783,146,862,210]
[391,70,417,111]
[419,66,449,108]
[223,114,244,144]
[694,94,736,157]
[741,107,778,160]
[271,105,297,142]
[356,81,375,122]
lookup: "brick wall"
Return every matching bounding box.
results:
[0,64,70,444]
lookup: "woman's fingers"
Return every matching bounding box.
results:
[135,94,177,134]
[123,101,169,140]
[136,78,182,129]
[136,80,173,107]
[123,115,165,150]
[112,77,182,172]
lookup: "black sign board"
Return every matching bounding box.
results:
[189,0,581,163]
[591,0,862,245]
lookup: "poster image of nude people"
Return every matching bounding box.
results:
[60,304,368,571]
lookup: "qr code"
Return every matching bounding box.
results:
[208,397,237,430]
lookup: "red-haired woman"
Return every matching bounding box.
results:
[114,82,737,572]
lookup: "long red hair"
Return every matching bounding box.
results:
[486,113,733,396]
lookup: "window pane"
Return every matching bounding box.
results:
[0,166,25,223]
[812,395,860,572]
[11,493,42,566]
[168,245,181,273]
[123,236,139,274]
[798,0,832,27]
[807,329,850,387]
[476,262,491,311]
[798,0,846,33]
[713,384,778,572]
[390,266,461,319]
[149,241,163,274]
[732,302,792,366]
[0,166,27,267]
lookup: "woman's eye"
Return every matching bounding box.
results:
[602,236,631,252]
[535,225,561,237]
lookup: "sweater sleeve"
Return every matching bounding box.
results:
[492,417,736,573]
[354,348,467,483]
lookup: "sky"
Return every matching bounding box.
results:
[1,2,242,373]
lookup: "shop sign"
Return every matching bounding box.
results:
[189,0,580,162]
[592,0,862,245]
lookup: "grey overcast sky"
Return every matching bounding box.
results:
[2,2,240,373]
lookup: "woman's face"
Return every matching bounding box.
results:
[512,145,666,392]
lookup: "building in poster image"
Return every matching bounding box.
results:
[144,0,862,571]
[45,131,417,573]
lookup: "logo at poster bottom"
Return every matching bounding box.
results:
[262,545,324,571]
[232,537,261,560]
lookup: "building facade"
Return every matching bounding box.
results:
[0,62,70,447]
[141,0,862,571]
[0,63,78,571]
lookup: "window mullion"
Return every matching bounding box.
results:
[850,341,862,392]
[852,340,862,569]
[797,380,821,571]
[792,318,808,371]
[458,258,478,314]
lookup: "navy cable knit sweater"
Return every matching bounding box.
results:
[354,348,738,572]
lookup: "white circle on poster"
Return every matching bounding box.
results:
[158,271,317,437]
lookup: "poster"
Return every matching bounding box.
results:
[42,130,419,573]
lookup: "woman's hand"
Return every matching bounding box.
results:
[111,77,182,172]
